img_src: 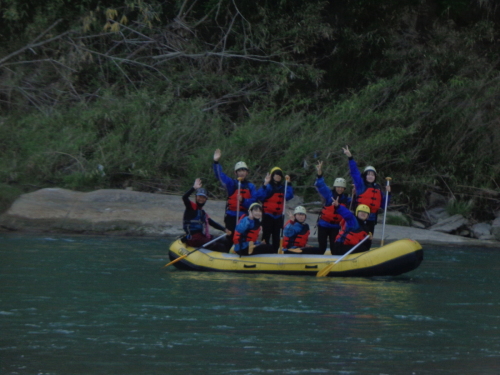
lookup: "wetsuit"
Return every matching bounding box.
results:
[332,205,372,256]
[314,174,351,252]
[256,180,294,251]
[182,187,227,252]
[213,161,257,249]
[348,157,389,235]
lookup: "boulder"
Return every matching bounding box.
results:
[426,191,447,208]
[471,223,493,240]
[411,220,426,229]
[428,214,468,233]
[422,207,450,226]
[491,217,500,241]
[0,188,200,236]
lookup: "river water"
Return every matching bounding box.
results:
[1,234,499,374]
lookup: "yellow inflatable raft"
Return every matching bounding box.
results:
[167,238,423,277]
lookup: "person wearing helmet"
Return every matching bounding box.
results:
[331,197,373,255]
[256,166,294,252]
[213,148,257,250]
[281,206,323,254]
[342,145,390,234]
[232,202,275,255]
[313,160,352,253]
[182,178,231,252]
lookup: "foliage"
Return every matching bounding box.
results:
[1,0,500,220]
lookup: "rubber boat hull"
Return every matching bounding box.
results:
[167,238,423,277]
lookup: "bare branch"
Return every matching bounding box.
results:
[0,29,74,66]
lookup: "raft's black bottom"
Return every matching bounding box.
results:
[168,248,424,278]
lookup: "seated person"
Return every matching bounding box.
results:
[332,198,372,256]
[182,178,230,252]
[282,206,323,255]
[233,203,275,256]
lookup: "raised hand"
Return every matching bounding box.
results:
[193,178,202,189]
[285,175,291,182]
[264,172,271,185]
[332,196,340,207]
[214,148,221,162]
[342,146,352,158]
[315,160,323,175]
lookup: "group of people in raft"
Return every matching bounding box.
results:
[181,146,391,256]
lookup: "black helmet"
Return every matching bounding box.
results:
[196,188,208,198]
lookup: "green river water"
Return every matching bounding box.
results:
[1,233,499,374]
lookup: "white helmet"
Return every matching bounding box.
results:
[333,178,346,188]
[234,161,249,171]
[294,206,307,215]
[363,165,377,174]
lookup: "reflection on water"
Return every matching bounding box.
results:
[1,234,499,375]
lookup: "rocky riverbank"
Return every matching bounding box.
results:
[1,188,499,248]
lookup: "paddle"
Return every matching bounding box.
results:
[380,177,392,247]
[349,184,355,211]
[236,177,243,221]
[278,177,289,253]
[162,233,227,269]
[316,234,371,277]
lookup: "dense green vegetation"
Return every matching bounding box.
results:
[1,0,500,222]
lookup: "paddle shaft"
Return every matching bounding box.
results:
[281,179,288,237]
[316,234,371,277]
[380,177,391,246]
[236,178,242,221]
[334,234,371,264]
[162,233,227,269]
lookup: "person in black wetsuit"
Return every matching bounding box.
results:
[182,178,231,252]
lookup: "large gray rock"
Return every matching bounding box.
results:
[0,188,205,236]
[428,214,468,233]
[491,217,500,241]
[471,223,493,240]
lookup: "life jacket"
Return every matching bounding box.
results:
[262,185,285,216]
[319,204,343,225]
[283,220,309,248]
[357,185,382,214]
[227,181,252,212]
[183,201,207,235]
[233,216,261,245]
[336,219,369,246]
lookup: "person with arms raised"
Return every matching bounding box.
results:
[314,160,351,253]
[342,145,390,235]
[182,178,231,252]
[213,148,257,250]
[256,167,294,252]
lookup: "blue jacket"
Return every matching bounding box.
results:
[314,175,351,229]
[213,162,257,217]
[233,216,261,252]
[348,158,389,222]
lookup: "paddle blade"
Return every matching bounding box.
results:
[316,264,334,277]
[162,254,188,269]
